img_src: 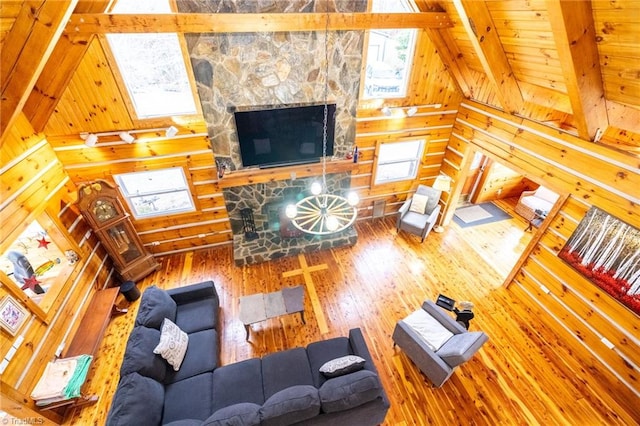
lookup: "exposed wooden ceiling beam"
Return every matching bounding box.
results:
[22,0,111,133]
[546,0,608,142]
[64,12,453,34]
[424,28,475,98]
[453,0,524,114]
[1,0,78,141]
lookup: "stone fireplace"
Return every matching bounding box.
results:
[223,173,358,265]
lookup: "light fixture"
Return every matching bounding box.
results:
[380,103,442,117]
[119,131,135,144]
[165,126,179,138]
[285,10,358,236]
[432,174,452,233]
[80,126,179,147]
[406,106,418,116]
[81,133,98,147]
[381,106,392,116]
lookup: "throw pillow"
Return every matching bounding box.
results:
[154,318,189,371]
[259,385,321,426]
[409,194,429,214]
[203,403,261,426]
[319,355,366,378]
[135,286,177,330]
[402,308,453,351]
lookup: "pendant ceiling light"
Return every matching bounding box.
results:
[285,8,359,236]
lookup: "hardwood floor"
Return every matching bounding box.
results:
[66,200,639,425]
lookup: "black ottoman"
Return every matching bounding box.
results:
[120,281,141,302]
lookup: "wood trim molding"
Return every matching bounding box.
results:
[64,12,453,34]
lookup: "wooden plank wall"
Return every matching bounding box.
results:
[448,100,640,397]
[0,113,115,422]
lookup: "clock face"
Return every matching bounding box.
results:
[93,199,118,222]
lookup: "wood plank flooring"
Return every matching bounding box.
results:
[65,200,639,425]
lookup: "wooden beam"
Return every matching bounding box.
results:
[23,0,110,133]
[546,0,608,142]
[453,0,524,114]
[64,12,453,34]
[0,0,78,140]
[424,28,475,98]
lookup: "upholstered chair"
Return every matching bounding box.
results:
[396,185,442,242]
[392,301,489,387]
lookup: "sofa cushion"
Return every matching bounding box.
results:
[119,326,166,382]
[163,421,202,426]
[319,355,365,378]
[136,286,177,330]
[165,329,219,384]
[261,347,314,399]
[105,373,164,426]
[154,318,189,371]
[212,359,264,412]
[318,370,382,414]
[174,297,219,334]
[402,308,453,351]
[203,403,261,426]
[306,336,352,387]
[163,372,215,424]
[259,385,321,426]
[436,331,487,367]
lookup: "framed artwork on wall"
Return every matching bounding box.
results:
[0,295,29,336]
[558,206,640,316]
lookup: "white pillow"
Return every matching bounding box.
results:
[534,186,559,204]
[409,194,429,214]
[154,318,188,371]
[402,309,453,351]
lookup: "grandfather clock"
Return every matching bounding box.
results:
[77,180,159,282]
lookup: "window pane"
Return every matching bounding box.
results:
[117,168,188,196]
[115,168,195,218]
[107,33,197,118]
[129,191,193,217]
[375,161,418,184]
[379,140,422,162]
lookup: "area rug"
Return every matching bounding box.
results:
[453,202,512,228]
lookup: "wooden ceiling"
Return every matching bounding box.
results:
[1,0,639,154]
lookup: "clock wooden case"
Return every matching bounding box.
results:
[77,180,159,282]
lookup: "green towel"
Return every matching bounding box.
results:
[63,355,92,399]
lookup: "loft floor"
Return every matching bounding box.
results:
[65,201,638,425]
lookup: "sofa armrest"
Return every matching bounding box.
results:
[348,328,376,372]
[421,301,467,335]
[167,281,219,306]
[396,200,411,228]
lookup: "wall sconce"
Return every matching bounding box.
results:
[381,106,392,116]
[81,133,98,147]
[165,126,179,138]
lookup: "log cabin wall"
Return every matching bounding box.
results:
[0,113,115,422]
[446,100,640,396]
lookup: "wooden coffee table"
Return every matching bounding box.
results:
[239,285,305,340]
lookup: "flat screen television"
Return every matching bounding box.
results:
[234,104,336,168]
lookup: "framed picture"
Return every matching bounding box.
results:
[558,206,640,316]
[0,295,29,336]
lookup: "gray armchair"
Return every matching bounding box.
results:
[392,301,489,387]
[397,185,442,242]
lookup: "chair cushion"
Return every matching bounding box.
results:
[203,403,261,426]
[259,385,321,426]
[106,373,164,426]
[402,308,453,351]
[415,185,441,214]
[318,370,382,413]
[409,194,429,214]
[436,331,487,367]
[119,326,167,382]
[154,318,189,371]
[135,286,177,330]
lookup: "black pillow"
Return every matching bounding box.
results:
[135,286,177,329]
[319,355,365,378]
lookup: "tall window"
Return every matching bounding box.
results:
[374,139,425,185]
[106,0,197,118]
[363,0,417,99]
[114,168,195,219]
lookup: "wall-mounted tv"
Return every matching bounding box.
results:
[234,104,336,169]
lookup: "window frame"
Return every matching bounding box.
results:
[114,166,196,219]
[372,138,426,185]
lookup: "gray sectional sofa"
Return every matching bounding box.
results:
[106,281,390,425]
